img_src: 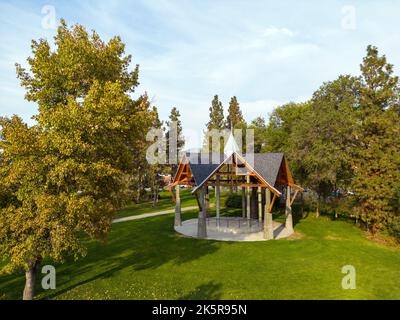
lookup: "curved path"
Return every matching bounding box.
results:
[112,205,200,223]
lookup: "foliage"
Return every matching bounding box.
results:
[166,106,185,174]
[0,20,156,298]
[290,76,359,199]
[388,216,400,240]
[248,117,267,153]
[259,45,400,235]
[226,96,246,130]
[203,95,226,153]
[263,102,309,154]
[263,101,310,184]
[206,95,225,130]
[350,46,400,232]
[134,104,164,204]
[225,192,242,208]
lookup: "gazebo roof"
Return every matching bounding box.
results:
[250,153,285,188]
[182,152,222,186]
[170,151,301,197]
[183,152,286,188]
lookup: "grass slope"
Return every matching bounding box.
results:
[1,207,399,300]
[117,189,207,218]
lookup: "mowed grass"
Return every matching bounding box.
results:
[117,189,207,218]
[1,205,400,300]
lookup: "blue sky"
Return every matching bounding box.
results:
[1,0,400,147]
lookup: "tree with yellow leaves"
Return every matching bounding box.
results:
[0,20,156,299]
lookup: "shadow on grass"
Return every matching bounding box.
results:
[0,272,26,300]
[35,212,223,299]
[179,281,223,300]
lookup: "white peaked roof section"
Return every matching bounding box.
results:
[224,132,240,156]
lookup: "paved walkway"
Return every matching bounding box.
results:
[175,218,293,241]
[112,205,292,242]
[112,205,200,223]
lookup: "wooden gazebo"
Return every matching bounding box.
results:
[168,135,302,240]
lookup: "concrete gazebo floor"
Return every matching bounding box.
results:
[174,218,293,242]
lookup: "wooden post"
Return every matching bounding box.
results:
[246,175,250,219]
[251,187,257,219]
[242,187,246,218]
[205,186,210,217]
[257,187,262,224]
[264,188,274,240]
[216,175,220,220]
[174,185,182,227]
[197,186,207,238]
[285,186,294,232]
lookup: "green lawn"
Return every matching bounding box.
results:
[1,202,400,300]
[117,189,207,218]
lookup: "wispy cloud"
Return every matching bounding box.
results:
[1,0,400,148]
[263,26,294,38]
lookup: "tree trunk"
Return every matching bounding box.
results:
[23,259,40,300]
[300,191,304,218]
[152,188,158,207]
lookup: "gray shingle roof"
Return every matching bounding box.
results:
[244,153,284,187]
[184,152,224,186]
[180,152,285,188]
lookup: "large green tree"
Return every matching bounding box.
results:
[264,102,310,185]
[264,102,309,153]
[248,116,267,153]
[130,94,160,203]
[143,106,164,206]
[0,20,155,299]
[289,76,360,213]
[253,46,400,233]
[351,45,400,233]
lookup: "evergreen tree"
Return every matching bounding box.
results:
[206,95,225,130]
[204,95,226,153]
[226,96,247,153]
[166,107,185,173]
[226,96,245,129]
[351,45,400,233]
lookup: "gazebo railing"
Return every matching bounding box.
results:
[205,217,262,234]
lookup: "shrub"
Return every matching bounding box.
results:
[388,216,400,240]
[225,193,242,208]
